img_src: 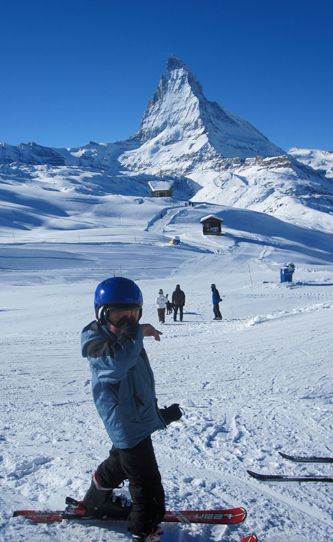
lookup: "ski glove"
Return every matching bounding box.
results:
[159,403,183,425]
[112,319,139,351]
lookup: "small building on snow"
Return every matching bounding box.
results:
[148,180,174,197]
[200,215,223,235]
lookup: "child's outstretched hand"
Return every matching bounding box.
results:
[140,324,162,341]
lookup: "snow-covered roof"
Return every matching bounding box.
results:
[148,180,174,191]
[200,214,223,223]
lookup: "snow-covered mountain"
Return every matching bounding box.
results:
[120,57,285,170]
[288,147,333,179]
[0,141,65,166]
[191,155,333,231]
[0,57,332,232]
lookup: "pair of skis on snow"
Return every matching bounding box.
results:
[13,452,333,541]
[13,504,257,542]
[248,451,333,482]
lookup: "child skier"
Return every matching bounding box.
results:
[156,289,167,323]
[66,277,182,542]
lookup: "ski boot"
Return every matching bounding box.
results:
[63,497,89,518]
[63,474,131,519]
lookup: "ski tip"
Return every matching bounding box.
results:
[247,469,278,481]
[279,451,292,460]
[247,469,262,480]
[241,536,258,542]
[279,451,333,463]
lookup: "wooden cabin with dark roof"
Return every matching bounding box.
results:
[200,215,223,235]
[148,180,174,197]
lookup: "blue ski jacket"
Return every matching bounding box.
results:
[212,288,222,305]
[81,321,165,449]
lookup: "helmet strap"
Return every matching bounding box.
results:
[96,306,106,324]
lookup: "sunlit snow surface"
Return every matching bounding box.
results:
[0,192,332,542]
[289,148,333,179]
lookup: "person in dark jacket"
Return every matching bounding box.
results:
[171,284,185,322]
[67,277,183,542]
[211,283,222,320]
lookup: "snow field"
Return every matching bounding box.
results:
[0,244,333,541]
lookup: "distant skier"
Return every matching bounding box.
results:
[156,289,167,323]
[172,284,185,322]
[67,277,183,542]
[211,283,222,320]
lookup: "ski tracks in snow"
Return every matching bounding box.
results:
[152,287,333,541]
[1,275,333,541]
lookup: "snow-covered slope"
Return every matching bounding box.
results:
[190,155,333,231]
[1,202,333,542]
[2,153,332,237]
[289,148,333,179]
[0,164,200,237]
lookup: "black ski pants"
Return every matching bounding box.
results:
[95,436,165,535]
[213,304,222,319]
[173,304,183,321]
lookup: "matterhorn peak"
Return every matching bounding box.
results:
[136,56,206,144]
[166,56,205,101]
[166,56,187,71]
[134,57,284,160]
[165,56,202,92]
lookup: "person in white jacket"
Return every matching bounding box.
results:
[156,289,167,323]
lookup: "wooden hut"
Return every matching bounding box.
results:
[148,180,173,197]
[200,215,223,235]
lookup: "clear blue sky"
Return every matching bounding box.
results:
[1,0,332,151]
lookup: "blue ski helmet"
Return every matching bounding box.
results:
[94,276,143,323]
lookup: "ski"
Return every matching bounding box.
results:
[164,506,246,524]
[279,451,333,463]
[241,537,258,542]
[247,469,333,482]
[13,505,247,525]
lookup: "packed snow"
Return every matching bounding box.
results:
[0,181,332,542]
